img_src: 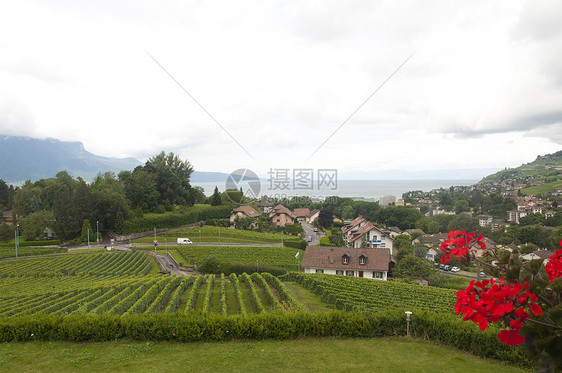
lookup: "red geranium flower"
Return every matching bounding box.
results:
[440,231,486,264]
[454,277,542,346]
[545,247,562,283]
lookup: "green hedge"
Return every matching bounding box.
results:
[0,311,531,367]
[19,240,61,247]
[283,240,308,250]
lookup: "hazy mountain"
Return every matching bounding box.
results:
[0,136,142,183]
[0,136,239,184]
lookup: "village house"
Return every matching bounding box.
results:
[343,221,395,254]
[256,195,274,214]
[521,249,554,264]
[229,205,261,225]
[477,214,493,227]
[306,209,320,224]
[269,204,296,227]
[293,208,310,223]
[302,245,391,280]
[341,216,367,236]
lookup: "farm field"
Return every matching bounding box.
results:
[0,247,66,260]
[132,225,302,244]
[0,338,528,373]
[283,272,457,313]
[0,251,303,317]
[175,245,302,270]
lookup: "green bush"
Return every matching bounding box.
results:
[19,240,61,247]
[283,240,307,250]
[319,237,335,246]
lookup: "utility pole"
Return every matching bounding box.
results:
[15,224,19,258]
[87,228,90,252]
[219,226,221,247]
[96,220,99,248]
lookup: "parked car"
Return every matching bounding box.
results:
[451,266,460,272]
[479,272,487,278]
[439,263,445,270]
[313,227,319,232]
[433,262,440,268]
[444,265,451,271]
[177,238,193,244]
[307,236,312,242]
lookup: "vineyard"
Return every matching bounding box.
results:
[282,272,457,313]
[0,250,303,317]
[175,245,302,270]
[0,247,66,260]
[0,251,152,277]
[133,225,302,244]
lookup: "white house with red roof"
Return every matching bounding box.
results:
[344,222,395,254]
[230,205,261,225]
[302,246,391,280]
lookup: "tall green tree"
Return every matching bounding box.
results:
[144,151,194,209]
[210,186,222,206]
[80,219,93,243]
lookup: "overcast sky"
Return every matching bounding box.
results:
[1,0,561,179]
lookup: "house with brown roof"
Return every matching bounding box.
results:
[293,208,310,223]
[341,216,367,235]
[257,195,274,214]
[269,204,296,227]
[302,246,391,280]
[344,222,395,254]
[306,209,320,223]
[230,205,261,225]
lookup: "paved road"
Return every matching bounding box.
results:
[301,222,324,245]
[150,252,195,276]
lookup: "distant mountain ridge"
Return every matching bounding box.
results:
[0,136,143,183]
[0,136,231,184]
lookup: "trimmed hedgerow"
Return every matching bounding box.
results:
[0,311,532,368]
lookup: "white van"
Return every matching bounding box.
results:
[177,238,193,245]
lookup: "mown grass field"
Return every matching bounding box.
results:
[0,338,529,373]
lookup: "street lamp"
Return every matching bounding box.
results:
[405,311,412,337]
[256,260,259,273]
[15,224,19,258]
[96,220,99,248]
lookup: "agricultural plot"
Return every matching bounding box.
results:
[0,247,66,259]
[0,251,152,277]
[133,226,302,244]
[176,245,301,270]
[0,270,302,317]
[283,273,457,313]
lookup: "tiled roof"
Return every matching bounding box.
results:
[270,204,297,219]
[348,223,395,243]
[231,205,261,218]
[293,208,310,218]
[306,209,320,218]
[302,246,390,271]
[342,216,365,234]
[257,195,273,207]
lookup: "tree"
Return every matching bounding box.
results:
[342,205,355,220]
[0,179,9,209]
[393,255,434,279]
[210,186,222,206]
[318,208,333,229]
[0,223,13,242]
[80,219,93,243]
[20,210,54,241]
[144,151,194,208]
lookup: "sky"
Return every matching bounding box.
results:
[0,0,561,180]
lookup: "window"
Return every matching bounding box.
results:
[359,256,366,265]
[346,270,354,276]
[372,235,378,241]
[373,271,383,279]
[336,270,344,275]
[315,269,324,274]
[381,243,386,248]
[342,255,349,265]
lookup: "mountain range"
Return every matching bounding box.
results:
[0,136,231,184]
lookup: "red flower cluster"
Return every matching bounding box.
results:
[545,243,562,282]
[439,230,486,264]
[455,277,543,346]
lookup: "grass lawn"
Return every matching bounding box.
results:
[282,281,333,313]
[0,338,529,372]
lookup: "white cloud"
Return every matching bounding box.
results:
[0,0,560,178]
